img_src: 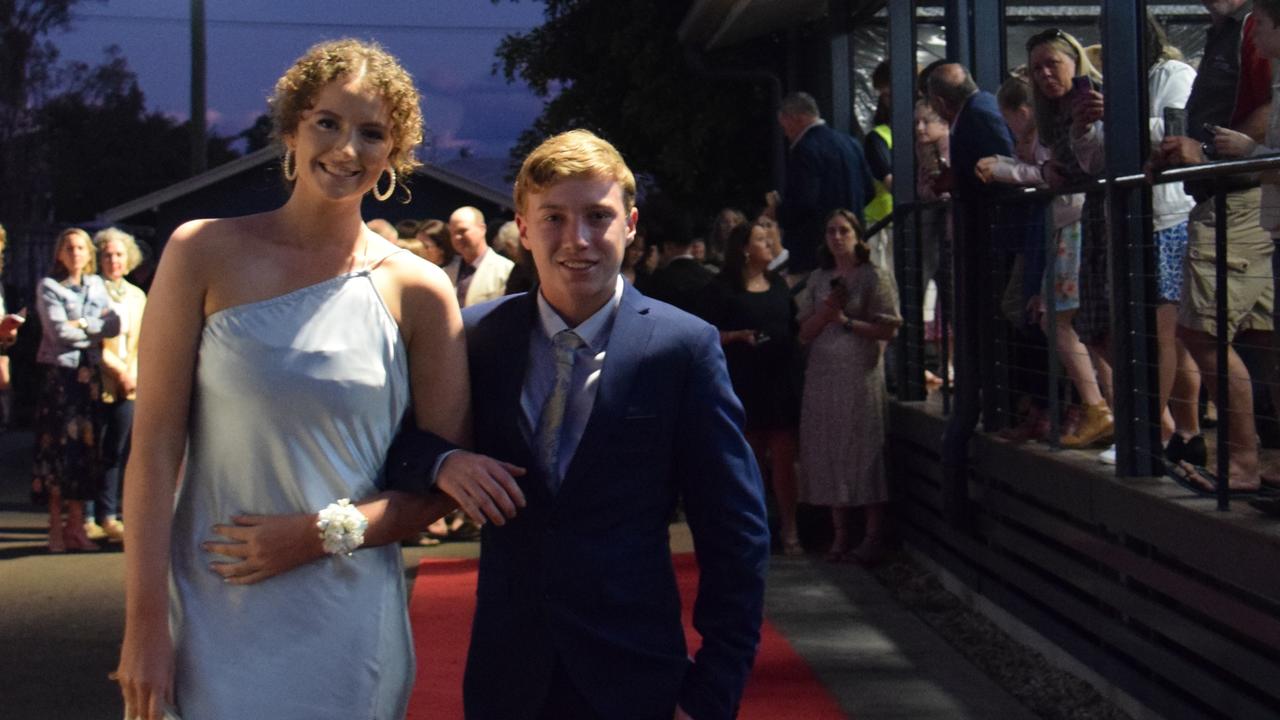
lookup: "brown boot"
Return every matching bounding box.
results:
[1061,402,1114,448]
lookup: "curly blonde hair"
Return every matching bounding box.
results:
[269,39,424,182]
[93,227,144,274]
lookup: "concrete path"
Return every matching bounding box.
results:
[2,431,1035,719]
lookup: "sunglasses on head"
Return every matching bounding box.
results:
[1026,28,1069,52]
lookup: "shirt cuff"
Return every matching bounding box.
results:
[430,449,460,487]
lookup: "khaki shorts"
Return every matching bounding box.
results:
[1179,186,1274,339]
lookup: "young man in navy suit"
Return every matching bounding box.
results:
[395,130,770,720]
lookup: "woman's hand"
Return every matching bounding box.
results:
[1210,125,1257,158]
[1026,294,1045,325]
[974,156,1001,184]
[1042,161,1072,190]
[115,617,175,720]
[204,513,324,585]
[0,310,23,342]
[822,284,849,321]
[120,370,138,397]
[1070,88,1104,134]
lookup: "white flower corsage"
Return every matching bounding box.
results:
[316,498,368,556]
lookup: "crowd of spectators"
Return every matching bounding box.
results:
[15,2,1280,558]
[926,1,1280,514]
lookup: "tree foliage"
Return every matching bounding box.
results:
[36,47,237,219]
[493,0,778,230]
[0,2,238,224]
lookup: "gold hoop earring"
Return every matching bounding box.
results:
[373,167,396,202]
[282,148,297,181]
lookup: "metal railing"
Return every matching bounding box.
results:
[887,153,1280,514]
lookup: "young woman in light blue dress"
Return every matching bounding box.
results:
[114,40,472,720]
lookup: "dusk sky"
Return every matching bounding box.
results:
[51,0,549,160]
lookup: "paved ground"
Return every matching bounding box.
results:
[1,430,1034,719]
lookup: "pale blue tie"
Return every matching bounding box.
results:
[536,330,584,491]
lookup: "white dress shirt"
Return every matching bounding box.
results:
[520,276,625,479]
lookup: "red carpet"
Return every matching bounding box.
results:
[407,553,847,719]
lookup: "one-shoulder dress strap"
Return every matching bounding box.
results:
[364,247,409,273]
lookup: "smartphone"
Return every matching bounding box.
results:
[1163,107,1187,138]
[1070,76,1091,97]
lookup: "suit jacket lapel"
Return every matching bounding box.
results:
[559,284,655,494]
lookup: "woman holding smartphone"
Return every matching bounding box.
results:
[1025,28,1114,450]
[796,209,901,564]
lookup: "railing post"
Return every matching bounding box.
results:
[1102,0,1160,477]
[895,206,926,402]
[940,218,953,415]
[889,0,922,402]
[1214,187,1231,511]
[941,192,983,530]
[1043,201,1061,448]
[985,208,1010,432]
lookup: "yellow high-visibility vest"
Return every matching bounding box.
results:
[865,123,893,226]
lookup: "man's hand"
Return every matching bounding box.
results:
[1158,135,1207,168]
[436,451,527,526]
[204,512,323,585]
[763,190,780,211]
[1210,124,1257,158]
[674,706,694,720]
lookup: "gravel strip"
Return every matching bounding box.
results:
[870,553,1133,720]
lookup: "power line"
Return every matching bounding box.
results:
[71,12,531,33]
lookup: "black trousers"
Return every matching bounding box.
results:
[94,398,134,522]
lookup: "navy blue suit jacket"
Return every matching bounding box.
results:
[777,123,874,273]
[948,90,1014,202]
[387,283,769,720]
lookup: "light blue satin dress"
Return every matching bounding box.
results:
[169,268,413,719]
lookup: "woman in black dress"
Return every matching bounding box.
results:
[701,220,802,554]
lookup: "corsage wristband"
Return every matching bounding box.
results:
[316,498,368,556]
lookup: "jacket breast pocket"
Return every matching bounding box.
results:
[616,413,663,455]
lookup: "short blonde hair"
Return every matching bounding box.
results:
[93,226,144,274]
[269,39,424,180]
[52,228,95,277]
[513,129,636,214]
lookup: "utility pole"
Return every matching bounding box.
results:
[190,0,207,175]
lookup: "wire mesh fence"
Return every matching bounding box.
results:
[888,155,1280,512]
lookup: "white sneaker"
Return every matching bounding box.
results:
[1098,445,1116,465]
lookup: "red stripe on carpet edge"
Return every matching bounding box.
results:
[407,553,847,720]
